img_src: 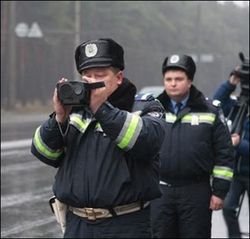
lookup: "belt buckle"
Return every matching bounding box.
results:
[84,208,96,220]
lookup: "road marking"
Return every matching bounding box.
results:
[1,148,30,157]
[1,186,52,208]
[1,138,32,150]
[1,216,58,237]
[1,159,46,174]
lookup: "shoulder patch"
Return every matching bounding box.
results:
[147,111,162,118]
[205,97,221,108]
[206,98,227,125]
[135,93,155,101]
[212,99,221,107]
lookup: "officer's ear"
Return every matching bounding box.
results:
[188,79,192,88]
[117,71,123,85]
[111,66,123,85]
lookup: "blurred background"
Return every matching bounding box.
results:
[1,1,249,112]
[1,1,249,238]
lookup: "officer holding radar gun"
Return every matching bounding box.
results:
[31,38,166,238]
[213,52,249,238]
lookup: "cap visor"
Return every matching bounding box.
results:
[78,58,112,71]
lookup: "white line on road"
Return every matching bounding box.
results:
[1,186,52,208]
[1,148,31,157]
[1,138,32,150]
[1,216,58,238]
[1,159,46,174]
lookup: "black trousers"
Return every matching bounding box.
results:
[64,206,151,238]
[151,181,212,238]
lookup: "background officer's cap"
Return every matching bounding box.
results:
[162,54,196,80]
[75,38,124,74]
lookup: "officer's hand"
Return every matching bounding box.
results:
[53,78,72,123]
[210,195,224,211]
[231,133,240,146]
[83,76,108,114]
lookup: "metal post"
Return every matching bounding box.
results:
[194,2,201,88]
[74,1,81,81]
[8,1,17,109]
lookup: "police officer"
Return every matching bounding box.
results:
[151,54,234,238]
[31,38,166,238]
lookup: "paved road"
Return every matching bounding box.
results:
[1,112,61,238]
[212,197,249,238]
[1,112,249,238]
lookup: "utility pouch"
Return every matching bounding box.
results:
[49,196,67,234]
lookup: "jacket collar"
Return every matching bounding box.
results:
[107,78,137,112]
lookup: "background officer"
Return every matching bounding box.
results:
[213,53,249,238]
[31,38,166,238]
[151,54,234,238]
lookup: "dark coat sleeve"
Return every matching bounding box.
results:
[30,113,66,168]
[94,100,166,161]
[210,104,235,199]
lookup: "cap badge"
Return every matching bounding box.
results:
[85,43,98,57]
[170,55,180,64]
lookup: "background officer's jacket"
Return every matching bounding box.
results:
[31,81,166,208]
[157,85,234,199]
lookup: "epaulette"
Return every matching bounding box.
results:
[205,97,221,108]
[212,99,221,107]
[135,93,155,101]
[206,98,227,125]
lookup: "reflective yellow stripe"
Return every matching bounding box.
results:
[165,112,216,124]
[182,113,215,124]
[213,166,234,181]
[117,113,142,150]
[95,122,104,133]
[70,114,91,133]
[165,113,177,123]
[33,126,63,160]
[95,122,101,129]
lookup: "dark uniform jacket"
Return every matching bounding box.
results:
[31,79,166,208]
[213,80,249,177]
[157,85,234,199]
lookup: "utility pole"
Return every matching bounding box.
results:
[9,1,17,109]
[195,2,201,88]
[74,1,81,80]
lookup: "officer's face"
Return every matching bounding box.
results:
[81,67,123,97]
[163,69,192,101]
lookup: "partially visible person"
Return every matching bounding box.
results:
[31,38,166,238]
[213,64,249,238]
[151,54,234,238]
